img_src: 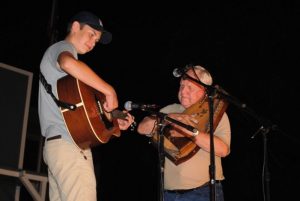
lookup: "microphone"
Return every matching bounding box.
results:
[164,116,199,136]
[124,101,159,111]
[172,64,193,77]
[172,68,184,77]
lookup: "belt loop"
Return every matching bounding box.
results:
[46,135,62,141]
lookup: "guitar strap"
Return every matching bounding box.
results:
[39,72,77,111]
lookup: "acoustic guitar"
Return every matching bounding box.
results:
[57,75,127,150]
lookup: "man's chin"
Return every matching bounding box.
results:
[181,102,191,108]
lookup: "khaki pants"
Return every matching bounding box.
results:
[43,139,97,201]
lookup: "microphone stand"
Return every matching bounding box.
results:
[183,73,276,201]
[214,85,275,201]
[156,113,167,201]
[207,87,217,201]
[182,73,224,201]
[146,110,199,201]
[242,106,276,201]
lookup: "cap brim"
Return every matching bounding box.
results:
[100,30,112,44]
[88,24,112,44]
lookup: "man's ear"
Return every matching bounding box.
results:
[71,21,81,32]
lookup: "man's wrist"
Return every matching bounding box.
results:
[192,130,199,137]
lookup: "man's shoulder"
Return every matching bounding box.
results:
[50,40,70,49]
[44,40,75,58]
[160,103,184,113]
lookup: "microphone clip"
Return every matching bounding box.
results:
[173,64,194,78]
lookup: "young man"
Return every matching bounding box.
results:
[138,65,231,201]
[38,11,134,200]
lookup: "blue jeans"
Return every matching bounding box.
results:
[164,183,224,201]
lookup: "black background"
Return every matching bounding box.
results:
[1,1,299,200]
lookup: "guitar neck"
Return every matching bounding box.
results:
[111,110,127,119]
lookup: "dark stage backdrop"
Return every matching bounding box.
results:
[1,1,299,201]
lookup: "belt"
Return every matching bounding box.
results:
[165,180,222,194]
[46,135,62,141]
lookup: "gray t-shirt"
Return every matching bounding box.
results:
[38,40,77,142]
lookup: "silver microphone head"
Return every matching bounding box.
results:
[173,64,193,77]
[124,101,132,111]
[173,68,182,77]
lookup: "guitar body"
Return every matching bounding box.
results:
[57,75,121,149]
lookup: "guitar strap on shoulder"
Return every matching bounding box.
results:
[39,72,77,111]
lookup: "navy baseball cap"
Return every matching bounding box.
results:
[70,11,112,44]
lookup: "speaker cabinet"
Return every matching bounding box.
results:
[0,63,33,200]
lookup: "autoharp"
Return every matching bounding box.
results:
[152,96,228,165]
